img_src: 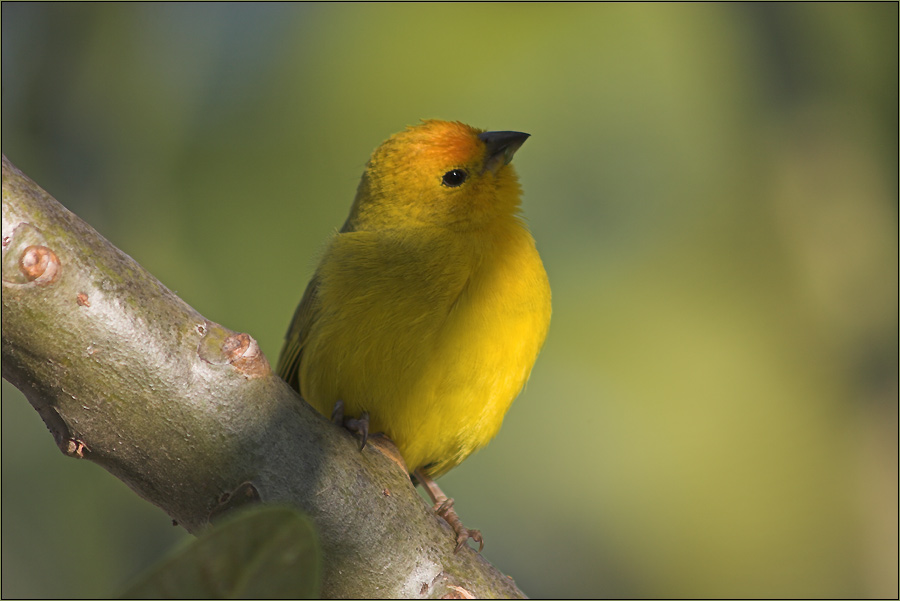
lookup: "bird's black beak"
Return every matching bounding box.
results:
[479,130,530,174]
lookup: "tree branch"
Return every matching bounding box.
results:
[1,155,525,599]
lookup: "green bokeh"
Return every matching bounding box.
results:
[2,4,896,598]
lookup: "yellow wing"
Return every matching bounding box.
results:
[276,274,321,394]
[278,215,359,392]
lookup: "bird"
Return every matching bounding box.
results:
[277,119,551,551]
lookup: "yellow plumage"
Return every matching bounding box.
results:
[278,120,551,479]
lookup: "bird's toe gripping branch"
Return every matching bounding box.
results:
[330,400,370,451]
[415,469,484,553]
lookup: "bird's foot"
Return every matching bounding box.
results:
[345,412,370,450]
[435,498,484,553]
[330,400,370,450]
[415,469,484,553]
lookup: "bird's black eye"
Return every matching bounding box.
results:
[442,169,468,187]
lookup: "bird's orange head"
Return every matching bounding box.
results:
[343,120,529,232]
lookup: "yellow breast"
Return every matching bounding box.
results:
[299,219,551,476]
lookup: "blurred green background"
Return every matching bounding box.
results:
[2,3,897,598]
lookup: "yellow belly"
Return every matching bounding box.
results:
[300,223,551,476]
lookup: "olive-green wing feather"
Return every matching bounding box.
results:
[276,274,321,394]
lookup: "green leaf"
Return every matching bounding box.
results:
[121,505,322,599]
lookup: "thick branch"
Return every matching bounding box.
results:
[1,155,525,599]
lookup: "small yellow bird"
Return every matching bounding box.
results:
[277,120,551,550]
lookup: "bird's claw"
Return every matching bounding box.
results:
[345,411,370,450]
[329,401,370,451]
[435,498,484,553]
[456,528,484,553]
